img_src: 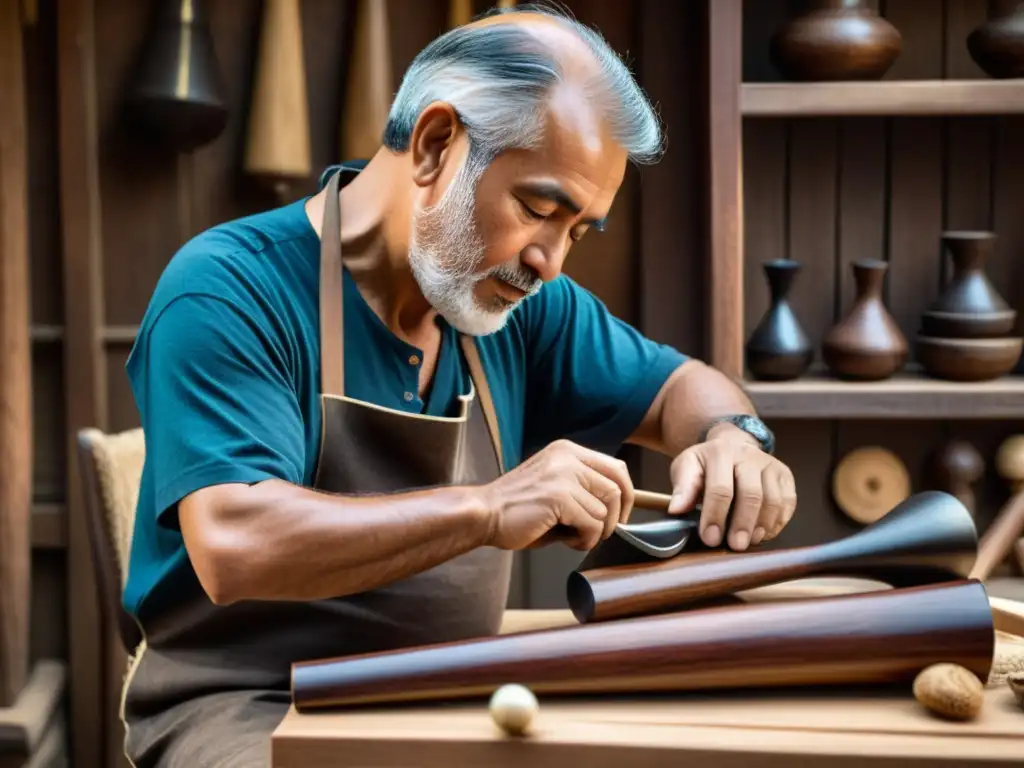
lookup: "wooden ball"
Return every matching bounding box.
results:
[912,663,984,721]
[996,435,1024,487]
[489,683,538,736]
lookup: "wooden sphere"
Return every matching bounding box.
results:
[912,663,984,721]
[929,440,984,487]
[832,447,911,524]
[995,435,1024,490]
[489,684,538,736]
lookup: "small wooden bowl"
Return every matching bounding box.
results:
[916,335,1023,382]
[920,309,1017,339]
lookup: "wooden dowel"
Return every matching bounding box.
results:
[970,490,1024,580]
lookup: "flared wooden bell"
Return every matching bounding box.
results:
[123,0,229,153]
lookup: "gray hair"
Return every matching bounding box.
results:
[382,2,663,167]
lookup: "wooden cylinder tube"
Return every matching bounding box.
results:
[568,490,978,623]
[291,580,995,711]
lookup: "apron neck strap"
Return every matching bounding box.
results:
[319,169,344,397]
[459,335,504,473]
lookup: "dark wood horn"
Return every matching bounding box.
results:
[290,579,994,711]
[568,490,977,623]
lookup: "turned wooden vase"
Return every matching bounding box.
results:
[920,231,1015,338]
[822,259,908,380]
[769,0,902,81]
[968,0,1024,78]
[745,260,814,381]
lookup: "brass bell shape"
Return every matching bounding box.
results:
[123,0,229,153]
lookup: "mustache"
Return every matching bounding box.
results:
[489,262,542,295]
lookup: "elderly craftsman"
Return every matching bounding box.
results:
[119,5,797,767]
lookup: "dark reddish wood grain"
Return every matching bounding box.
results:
[290,579,994,711]
[567,491,977,623]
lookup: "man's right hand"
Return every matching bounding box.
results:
[478,439,636,552]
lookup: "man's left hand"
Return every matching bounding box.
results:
[666,423,797,551]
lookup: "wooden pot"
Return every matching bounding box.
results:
[769,0,902,81]
[822,260,908,381]
[968,0,1024,79]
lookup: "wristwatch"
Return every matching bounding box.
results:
[701,414,776,455]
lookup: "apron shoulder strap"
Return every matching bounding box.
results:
[319,170,344,396]
[459,335,504,474]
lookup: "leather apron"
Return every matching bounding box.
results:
[120,168,512,768]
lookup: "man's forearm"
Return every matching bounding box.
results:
[632,360,759,456]
[179,479,492,605]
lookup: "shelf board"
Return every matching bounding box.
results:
[743,371,1024,419]
[742,79,1024,117]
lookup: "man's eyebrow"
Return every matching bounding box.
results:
[518,182,607,231]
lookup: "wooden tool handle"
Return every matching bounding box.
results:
[633,489,673,510]
[542,489,674,543]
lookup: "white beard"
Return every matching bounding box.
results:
[409,152,542,336]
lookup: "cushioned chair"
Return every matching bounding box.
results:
[76,427,145,653]
[75,425,569,642]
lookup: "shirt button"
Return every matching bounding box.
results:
[403,391,414,402]
[408,354,420,365]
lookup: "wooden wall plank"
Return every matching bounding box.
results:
[787,119,838,348]
[993,117,1024,340]
[883,0,944,81]
[765,421,836,548]
[57,0,109,765]
[887,119,944,345]
[707,0,744,378]
[637,0,705,504]
[944,0,987,79]
[836,119,887,315]
[95,0,183,327]
[741,119,787,357]
[558,0,638,324]
[0,0,33,708]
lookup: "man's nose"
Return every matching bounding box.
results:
[520,241,567,283]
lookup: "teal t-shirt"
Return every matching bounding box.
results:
[122,163,689,622]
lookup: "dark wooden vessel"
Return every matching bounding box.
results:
[745,260,814,381]
[967,0,1024,79]
[920,231,1016,338]
[769,0,902,81]
[122,0,229,153]
[290,580,994,710]
[566,491,977,623]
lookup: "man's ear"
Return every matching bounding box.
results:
[410,102,462,187]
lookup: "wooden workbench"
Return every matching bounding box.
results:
[272,585,1024,767]
[271,685,1023,767]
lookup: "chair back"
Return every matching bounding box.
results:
[76,427,145,652]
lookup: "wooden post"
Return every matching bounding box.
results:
[706,0,744,379]
[341,0,393,161]
[58,0,109,765]
[0,0,32,710]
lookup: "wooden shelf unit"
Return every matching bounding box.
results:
[706,1,1024,419]
[744,371,1024,419]
[743,79,1024,117]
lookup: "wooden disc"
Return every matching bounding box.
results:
[832,447,911,525]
